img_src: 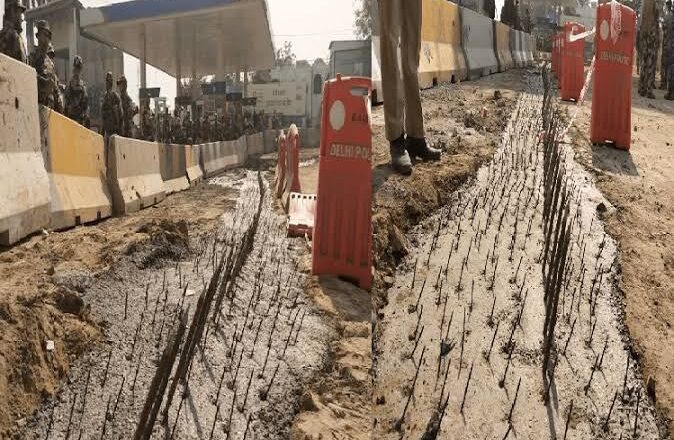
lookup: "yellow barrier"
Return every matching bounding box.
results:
[107,136,166,215]
[419,0,467,88]
[0,53,50,245]
[495,22,514,72]
[40,107,112,230]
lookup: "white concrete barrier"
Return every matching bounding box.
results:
[185,145,203,185]
[246,132,264,156]
[198,136,247,177]
[299,127,320,148]
[263,129,280,154]
[460,7,498,79]
[510,29,525,68]
[158,143,190,194]
[40,107,112,230]
[107,135,166,215]
[0,54,51,245]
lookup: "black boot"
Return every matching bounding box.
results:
[390,134,412,175]
[406,136,441,161]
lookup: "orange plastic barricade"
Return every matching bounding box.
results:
[282,125,301,209]
[560,22,586,101]
[552,34,559,74]
[312,75,372,291]
[591,2,636,150]
[274,131,287,198]
[287,193,317,238]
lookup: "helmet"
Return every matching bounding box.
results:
[35,20,52,38]
[6,0,27,11]
[117,75,127,85]
[73,55,83,68]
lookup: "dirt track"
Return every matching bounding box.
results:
[570,77,674,436]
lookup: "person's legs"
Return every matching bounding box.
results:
[399,0,441,162]
[379,0,412,175]
[400,0,424,139]
[379,0,404,142]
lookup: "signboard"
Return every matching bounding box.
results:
[242,97,257,106]
[247,83,306,116]
[201,81,228,95]
[175,96,193,106]
[139,87,161,99]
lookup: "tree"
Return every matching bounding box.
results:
[354,0,373,40]
[485,0,496,19]
[275,41,296,67]
[501,0,516,26]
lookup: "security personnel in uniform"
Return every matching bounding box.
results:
[661,0,672,90]
[29,20,60,110]
[639,0,659,98]
[102,71,123,138]
[117,75,137,138]
[378,0,441,175]
[65,56,90,127]
[0,0,27,63]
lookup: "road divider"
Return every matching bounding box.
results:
[246,132,264,156]
[40,107,112,230]
[494,21,514,72]
[198,137,247,177]
[0,54,50,245]
[420,0,467,87]
[185,145,203,186]
[107,135,166,215]
[460,7,498,80]
[158,143,190,194]
[274,131,287,199]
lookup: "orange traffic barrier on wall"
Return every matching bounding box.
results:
[560,22,586,101]
[274,131,287,198]
[282,125,301,210]
[591,2,636,150]
[312,75,372,291]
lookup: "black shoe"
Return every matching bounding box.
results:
[390,135,412,175]
[665,91,674,101]
[406,136,441,161]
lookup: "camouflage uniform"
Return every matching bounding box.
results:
[639,0,659,98]
[65,56,90,127]
[29,21,60,110]
[661,5,672,89]
[0,0,27,63]
[118,76,137,138]
[102,73,123,137]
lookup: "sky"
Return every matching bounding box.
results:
[118,0,359,107]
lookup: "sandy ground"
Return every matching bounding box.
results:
[371,70,525,306]
[373,71,662,439]
[0,180,236,437]
[569,76,674,436]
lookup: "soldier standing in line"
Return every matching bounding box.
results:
[639,0,659,98]
[65,55,90,127]
[101,71,123,138]
[667,1,674,99]
[29,20,60,110]
[117,75,138,138]
[661,0,672,90]
[0,0,27,63]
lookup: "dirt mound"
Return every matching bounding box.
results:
[0,183,236,436]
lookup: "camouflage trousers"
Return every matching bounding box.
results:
[638,30,658,97]
[661,31,671,90]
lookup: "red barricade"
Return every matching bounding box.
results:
[274,131,287,198]
[560,22,585,101]
[282,125,301,209]
[591,2,636,150]
[312,75,372,291]
[552,33,558,75]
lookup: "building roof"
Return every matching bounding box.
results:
[79,0,275,77]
